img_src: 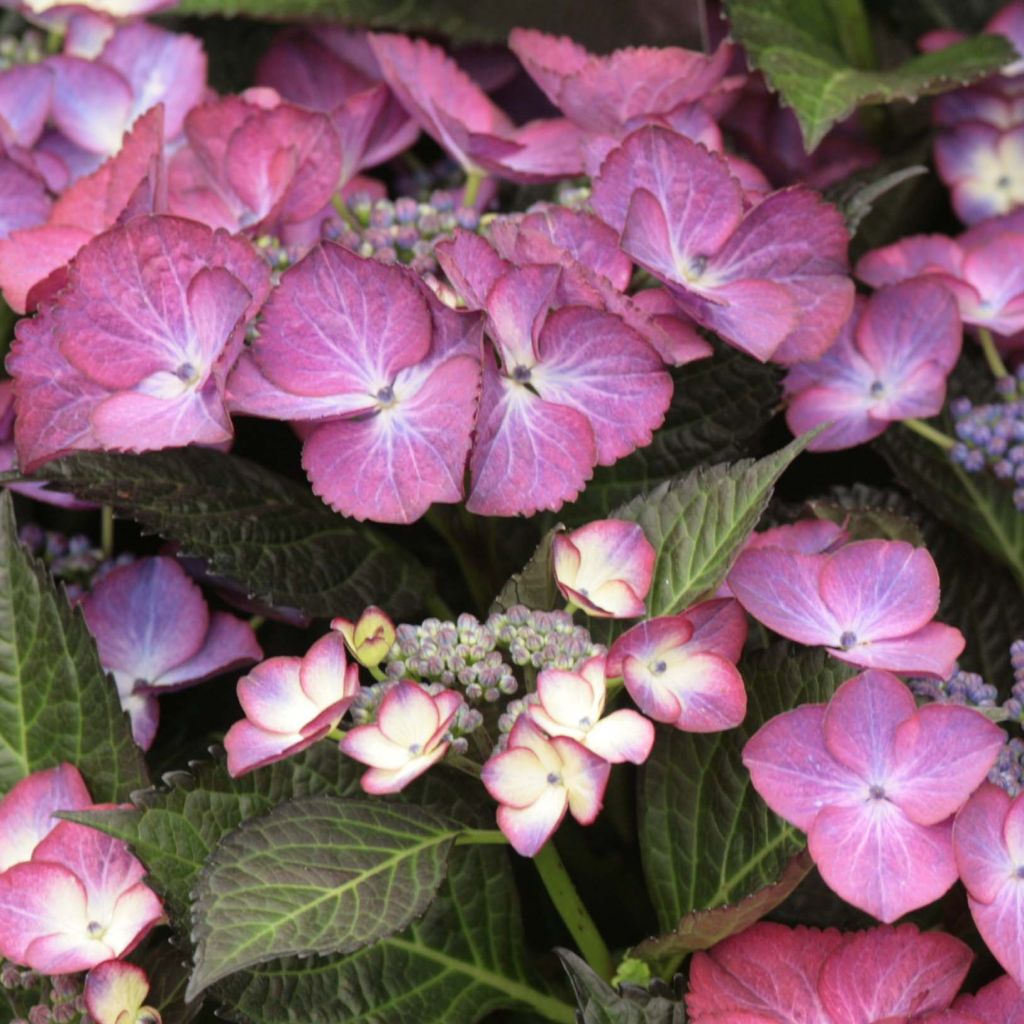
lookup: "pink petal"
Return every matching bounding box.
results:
[507,29,589,108]
[89,387,233,450]
[0,764,93,873]
[606,615,695,678]
[154,610,262,690]
[484,263,560,369]
[84,960,151,1024]
[0,65,53,150]
[727,549,839,647]
[818,925,973,1022]
[481,747,549,809]
[583,710,654,764]
[954,974,1024,1023]
[857,235,965,288]
[535,668,600,728]
[253,242,431,398]
[830,622,965,679]
[0,159,50,240]
[531,305,671,463]
[786,384,884,452]
[635,651,746,732]
[497,787,568,857]
[433,230,509,311]
[970,888,1024,988]
[377,682,439,748]
[954,785,1016,904]
[466,355,595,516]
[224,718,310,777]
[553,735,611,824]
[809,801,958,922]
[299,632,351,708]
[301,354,479,523]
[359,745,449,795]
[236,657,312,734]
[743,705,862,831]
[686,921,840,1024]
[96,882,165,960]
[48,57,131,155]
[820,670,915,784]
[886,705,1004,825]
[0,225,91,316]
[0,861,89,966]
[686,599,749,661]
[82,556,209,682]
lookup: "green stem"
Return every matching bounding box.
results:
[248,615,266,633]
[902,418,955,451]
[326,727,346,743]
[331,192,361,231]
[463,170,486,209]
[533,841,614,981]
[425,591,456,621]
[978,327,1011,384]
[455,828,507,846]
[446,752,483,778]
[100,506,114,559]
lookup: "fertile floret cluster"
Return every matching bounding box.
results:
[950,373,1024,509]
[18,526,133,601]
[1,962,91,1024]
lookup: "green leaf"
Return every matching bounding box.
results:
[215,775,566,1024]
[877,424,1024,590]
[636,647,853,970]
[627,851,812,975]
[491,527,562,614]
[41,448,433,620]
[556,951,686,1024]
[824,164,929,236]
[564,351,781,523]
[725,0,1015,149]
[0,490,147,800]
[67,745,363,923]
[617,435,812,618]
[807,484,925,544]
[188,798,460,998]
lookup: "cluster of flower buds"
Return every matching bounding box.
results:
[18,526,133,602]
[949,373,1024,510]
[323,191,481,275]
[2,963,92,1024]
[0,31,43,71]
[988,737,1024,796]
[909,664,1000,707]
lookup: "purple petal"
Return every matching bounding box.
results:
[954,784,1015,905]
[47,57,132,155]
[829,622,965,679]
[154,611,261,690]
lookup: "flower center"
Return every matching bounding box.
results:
[512,365,532,383]
[407,742,422,755]
[868,784,886,800]
[87,920,105,937]
[869,380,885,398]
[175,361,197,382]
[650,660,667,675]
[839,630,858,650]
[546,771,562,785]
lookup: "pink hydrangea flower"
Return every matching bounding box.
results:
[0,763,92,872]
[84,960,160,1024]
[0,104,164,314]
[784,279,962,451]
[935,121,1024,224]
[686,921,974,1023]
[367,33,583,184]
[8,214,271,471]
[340,681,463,794]
[226,632,360,777]
[527,655,654,764]
[168,93,342,236]
[857,220,1024,337]
[954,974,1024,1023]
[0,820,164,973]
[590,125,854,364]
[953,784,1024,986]
[743,669,1003,922]
[432,240,673,514]
[82,557,262,750]
[227,241,483,524]
[606,598,747,732]
[552,519,655,619]
[726,538,965,677]
[481,714,611,857]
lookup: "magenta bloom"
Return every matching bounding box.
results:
[0,104,165,315]
[0,820,164,973]
[8,214,271,472]
[227,242,483,524]
[367,33,583,184]
[857,222,1024,337]
[527,655,654,764]
[686,921,974,1023]
[481,714,611,857]
[82,557,262,750]
[935,122,1024,224]
[590,125,854,363]
[727,539,965,677]
[168,94,342,235]
[0,764,92,872]
[954,784,1024,986]
[784,280,962,451]
[552,519,655,619]
[743,669,1003,922]
[955,974,1024,1022]
[340,682,463,795]
[606,599,747,732]
[464,263,671,515]
[226,633,360,777]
